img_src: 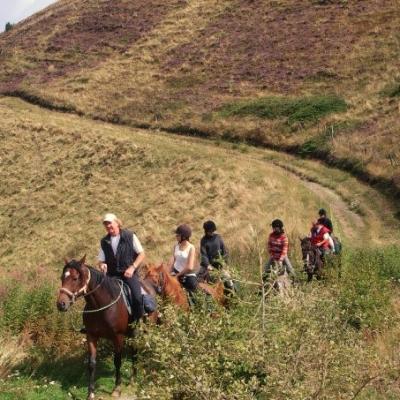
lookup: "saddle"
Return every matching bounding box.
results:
[119,280,157,318]
[120,281,133,316]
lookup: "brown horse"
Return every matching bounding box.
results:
[57,256,148,400]
[145,263,226,309]
[144,263,190,311]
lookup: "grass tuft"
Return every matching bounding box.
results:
[219,95,347,125]
[380,81,400,98]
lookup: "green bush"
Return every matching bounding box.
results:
[2,247,400,398]
[5,22,14,32]
[380,81,400,98]
[219,95,347,125]
[337,249,395,330]
[0,281,55,334]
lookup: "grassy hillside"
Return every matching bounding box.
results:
[1,96,398,270]
[1,2,400,398]
[0,96,400,399]
[1,0,399,196]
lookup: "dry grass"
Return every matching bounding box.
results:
[0,335,30,379]
[1,96,397,273]
[1,0,400,192]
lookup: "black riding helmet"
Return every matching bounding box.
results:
[203,220,217,233]
[271,219,284,229]
[175,224,192,241]
[318,208,327,216]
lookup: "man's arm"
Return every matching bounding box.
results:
[200,237,210,267]
[98,248,107,273]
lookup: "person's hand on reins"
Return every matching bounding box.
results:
[99,263,107,274]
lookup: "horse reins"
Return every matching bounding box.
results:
[156,271,166,295]
[59,268,123,313]
[59,268,92,304]
[303,247,317,272]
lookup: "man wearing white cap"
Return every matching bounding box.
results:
[98,213,145,320]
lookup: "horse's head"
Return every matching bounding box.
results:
[144,263,167,295]
[57,255,90,312]
[299,237,316,274]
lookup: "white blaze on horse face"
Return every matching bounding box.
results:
[64,271,71,279]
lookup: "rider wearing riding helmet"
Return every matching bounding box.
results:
[265,219,296,277]
[200,220,228,273]
[199,220,234,290]
[168,224,198,293]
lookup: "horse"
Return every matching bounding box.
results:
[299,237,324,281]
[145,263,226,310]
[144,263,190,311]
[56,256,151,400]
[262,261,292,296]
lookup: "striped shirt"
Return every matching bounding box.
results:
[268,232,289,261]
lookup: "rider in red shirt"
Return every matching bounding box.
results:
[311,220,334,255]
[264,219,296,277]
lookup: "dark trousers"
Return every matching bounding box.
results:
[180,275,198,292]
[113,273,144,321]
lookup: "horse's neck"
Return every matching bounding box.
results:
[85,270,115,307]
[163,272,183,297]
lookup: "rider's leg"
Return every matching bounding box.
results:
[197,265,210,282]
[283,256,296,276]
[181,275,198,307]
[122,274,144,321]
[142,294,157,314]
[263,258,273,283]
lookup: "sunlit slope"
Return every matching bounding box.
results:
[0,97,399,270]
[1,0,399,194]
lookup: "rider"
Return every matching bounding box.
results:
[98,213,145,321]
[311,219,335,256]
[168,224,198,294]
[199,220,234,291]
[318,208,333,233]
[264,219,296,279]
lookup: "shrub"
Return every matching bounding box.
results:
[337,249,395,330]
[380,81,400,98]
[219,95,347,125]
[0,280,56,334]
[5,22,14,32]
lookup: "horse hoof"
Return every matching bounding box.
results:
[111,386,121,397]
[87,393,95,400]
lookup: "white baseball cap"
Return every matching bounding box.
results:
[103,213,118,223]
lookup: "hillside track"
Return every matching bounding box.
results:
[1,95,398,253]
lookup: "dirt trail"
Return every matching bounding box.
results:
[302,181,364,241]
[3,94,398,246]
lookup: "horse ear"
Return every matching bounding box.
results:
[64,257,69,265]
[79,254,86,265]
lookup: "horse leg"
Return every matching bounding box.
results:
[111,334,124,398]
[307,272,313,282]
[87,335,97,400]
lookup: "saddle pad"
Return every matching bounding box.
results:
[119,280,132,316]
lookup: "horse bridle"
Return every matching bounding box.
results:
[303,246,317,273]
[59,268,104,305]
[155,270,165,295]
